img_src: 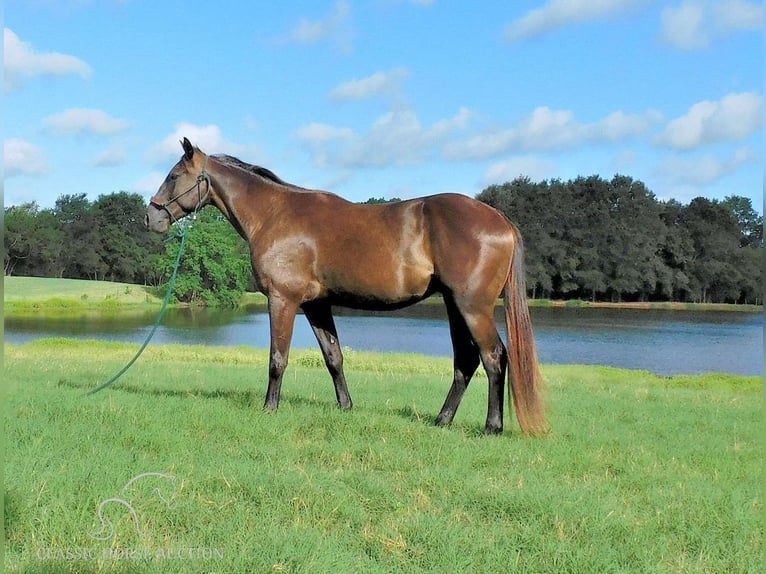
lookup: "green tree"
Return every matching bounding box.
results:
[4,202,64,277]
[722,195,763,248]
[55,193,106,280]
[92,191,162,283]
[659,200,695,300]
[361,196,402,204]
[603,175,669,301]
[681,198,743,303]
[157,208,251,306]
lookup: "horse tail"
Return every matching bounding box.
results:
[504,229,548,435]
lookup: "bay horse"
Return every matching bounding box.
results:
[145,138,546,435]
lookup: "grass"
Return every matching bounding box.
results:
[3,277,164,315]
[4,339,762,573]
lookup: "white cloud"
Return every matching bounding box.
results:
[655,147,757,186]
[297,107,473,169]
[483,156,557,185]
[444,106,657,160]
[281,1,352,50]
[330,67,409,101]
[133,171,166,196]
[4,28,91,92]
[505,0,645,42]
[150,122,246,163]
[296,123,355,168]
[587,109,663,141]
[297,123,355,144]
[4,138,49,177]
[430,107,474,138]
[660,0,763,50]
[656,92,762,149]
[44,108,130,136]
[93,146,127,167]
[716,0,764,30]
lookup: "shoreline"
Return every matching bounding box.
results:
[4,275,762,314]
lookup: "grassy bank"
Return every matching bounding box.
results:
[3,276,164,314]
[5,339,761,573]
[4,276,761,313]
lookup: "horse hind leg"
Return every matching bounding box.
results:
[303,301,352,409]
[435,295,481,427]
[457,305,508,434]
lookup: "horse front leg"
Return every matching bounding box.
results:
[264,293,298,411]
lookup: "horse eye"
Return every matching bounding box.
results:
[170,174,179,181]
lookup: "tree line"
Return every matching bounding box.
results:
[4,174,762,305]
[477,175,762,304]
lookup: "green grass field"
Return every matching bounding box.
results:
[3,276,163,311]
[4,339,762,573]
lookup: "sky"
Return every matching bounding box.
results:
[4,0,763,214]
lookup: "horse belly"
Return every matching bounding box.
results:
[324,255,434,308]
[323,230,434,307]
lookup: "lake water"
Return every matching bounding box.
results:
[4,305,763,376]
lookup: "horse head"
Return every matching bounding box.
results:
[145,137,212,233]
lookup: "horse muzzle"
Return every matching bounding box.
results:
[145,205,171,233]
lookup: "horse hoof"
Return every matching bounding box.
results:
[484,425,503,435]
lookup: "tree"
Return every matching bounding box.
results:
[603,175,669,301]
[361,196,402,204]
[55,193,105,279]
[681,198,743,303]
[721,196,763,303]
[659,200,695,301]
[156,208,251,306]
[92,191,162,283]
[4,203,64,277]
[475,175,762,303]
[722,195,763,248]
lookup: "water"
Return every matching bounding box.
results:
[4,305,763,376]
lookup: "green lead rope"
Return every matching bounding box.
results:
[87,225,190,395]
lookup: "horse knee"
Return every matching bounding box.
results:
[269,349,288,380]
[481,342,507,377]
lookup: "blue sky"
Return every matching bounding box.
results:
[5,0,763,213]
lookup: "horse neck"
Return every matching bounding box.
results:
[207,160,285,241]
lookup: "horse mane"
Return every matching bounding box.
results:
[213,154,289,186]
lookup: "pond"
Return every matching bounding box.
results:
[5,305,762,376]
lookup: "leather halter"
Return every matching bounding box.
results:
[149,171,211,223]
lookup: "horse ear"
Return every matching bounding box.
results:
[181,137,194,161]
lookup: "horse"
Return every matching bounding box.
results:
[145,138,546,435]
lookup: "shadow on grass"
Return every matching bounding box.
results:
[60,377,261,409]
[393,403,488,437]
[63,377,493,437]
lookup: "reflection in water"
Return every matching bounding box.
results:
[5,304,763,376]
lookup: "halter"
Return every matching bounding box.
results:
[149,164,211,223]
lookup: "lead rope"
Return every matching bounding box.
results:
[86,224,191,395]
[88,162,210,395]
